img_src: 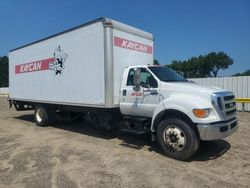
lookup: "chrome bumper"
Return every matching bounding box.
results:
[197,118,238,141]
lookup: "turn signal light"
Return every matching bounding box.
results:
[193,109,210,118]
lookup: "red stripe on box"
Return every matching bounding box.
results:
[15,58,55,74]
[114,36,152,54]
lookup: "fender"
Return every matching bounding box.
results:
[151,93,220,132]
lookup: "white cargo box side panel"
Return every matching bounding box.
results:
[9,22,105,106]
[112,29,153,104]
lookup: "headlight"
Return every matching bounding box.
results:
[193,109,210,118]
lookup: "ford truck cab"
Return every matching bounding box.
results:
[119,65,238,160]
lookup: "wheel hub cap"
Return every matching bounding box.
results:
[169,134,177,143]
[163,126,186,151]
[36,109,44,122]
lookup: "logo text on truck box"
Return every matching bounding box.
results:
[15,58,55,74]
[114,36,152,54]
[15,46,68,75]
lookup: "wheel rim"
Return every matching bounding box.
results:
[36,109,44,123]
[163,125,186,152]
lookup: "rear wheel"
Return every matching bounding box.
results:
[35,105,55,126]
[157,118,199,160]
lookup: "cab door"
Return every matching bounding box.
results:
[119,67,160,117]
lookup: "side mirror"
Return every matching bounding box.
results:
[133,68,141,92]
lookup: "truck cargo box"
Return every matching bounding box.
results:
[9,18,153,108]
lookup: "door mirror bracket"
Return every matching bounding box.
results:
[133,68,141,91]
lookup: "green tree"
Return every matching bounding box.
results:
[167,58,207,78]
[167,52,233,78]
[154,59,160,65]
[233,69,250,76]
[167,60,182,72]
[0,56,9,87]
[204,52,233,77]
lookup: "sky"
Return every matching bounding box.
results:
[0,0,249,76]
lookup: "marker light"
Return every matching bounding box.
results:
[193,109,210,118]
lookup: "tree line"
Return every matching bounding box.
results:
[154,51,249,78]
[0,56,8,87]
[166,52,234,78]
[233,69,250,76]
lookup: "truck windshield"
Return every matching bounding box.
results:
[148,67,187,82]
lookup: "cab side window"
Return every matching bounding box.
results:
[126,68,158,88]
[140,68,158,88]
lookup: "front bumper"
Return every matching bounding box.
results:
[197,117,238,141]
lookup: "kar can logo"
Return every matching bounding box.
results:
[114,36,152,54]
[15,45,68,76]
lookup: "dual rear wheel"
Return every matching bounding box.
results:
[34,105,55,126]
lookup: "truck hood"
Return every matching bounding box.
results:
[161,82,227,97]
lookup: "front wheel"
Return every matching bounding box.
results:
[156,118,199,160]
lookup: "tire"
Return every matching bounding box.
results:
[34,105,55,126]
[156,118,199,161]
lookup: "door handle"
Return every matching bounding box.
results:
[150,90,158,95]
[122,89,127,96]
[143,89,158,95]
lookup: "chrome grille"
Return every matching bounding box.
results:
[223,95,236,116]
[212,92,237,120]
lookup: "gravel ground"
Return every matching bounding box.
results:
[0,97,249,188]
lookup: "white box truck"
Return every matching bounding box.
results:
[9,18,238,160]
